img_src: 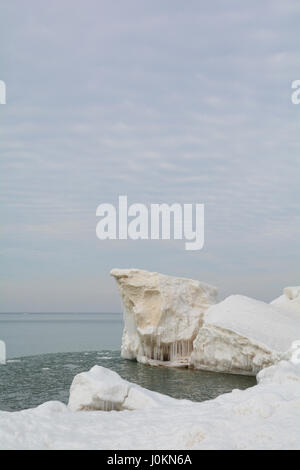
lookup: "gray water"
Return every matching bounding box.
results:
[0,313,123,358]
[0,313,256,411]
[0,351,256,412]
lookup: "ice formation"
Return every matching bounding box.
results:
[1,341,300,449]
[111,268,300,375]
[271,286,300,315]
[68,365,184,412]
[190,295,300,375]
[0,340,6,365]
[110,268,218,366]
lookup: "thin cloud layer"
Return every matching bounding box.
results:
[0,0,299,311]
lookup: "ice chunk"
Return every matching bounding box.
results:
[110,268,218,367]
[0,341,6,365]
[68,365,181,412]
[68,366,130,411]
[191,295,300,375]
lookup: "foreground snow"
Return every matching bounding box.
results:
[1,342,300,450]
[68,365,181,411]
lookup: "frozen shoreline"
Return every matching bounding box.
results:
[111,268,300,375]
[0,341,299,450]
[1,274,299,449]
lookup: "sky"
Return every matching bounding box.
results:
[0,0,299,312]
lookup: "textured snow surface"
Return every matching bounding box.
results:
[203,295,298,351]
[191,295,300,375]
[0,342,300,450]
[110,268,217,366]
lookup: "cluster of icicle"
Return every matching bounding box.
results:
[80,399,121,412]
[140,336,194,362]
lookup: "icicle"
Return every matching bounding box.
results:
[168,339,194,362]
[100,400,119,412]
[140,335,194,363]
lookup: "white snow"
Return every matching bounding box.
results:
[191,295,300,375]
[0,340,6,365]
[271,286,300,316]
[0,341,300,450]
[68,365,181,412]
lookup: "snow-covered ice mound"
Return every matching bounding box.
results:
[111,267,300,375]
[110,268,218,367]
[0,341,300,450]
[68,365,182,411]
[271,286,300,315]
[191,295,300,375]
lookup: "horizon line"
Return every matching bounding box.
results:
[0,311,122,315]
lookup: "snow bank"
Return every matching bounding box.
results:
[191,295,300,375]
[271,286,300,316]
[1,342,300,450]
[68,365,181,411]
[111,268,217,367]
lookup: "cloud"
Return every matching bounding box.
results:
[0,0,299,310]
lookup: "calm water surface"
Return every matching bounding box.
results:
[0,313,123,357]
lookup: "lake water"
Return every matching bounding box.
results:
[0,313,123,358]
[0,313,256,411]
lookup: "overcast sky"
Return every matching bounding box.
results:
[0,0,299,312]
